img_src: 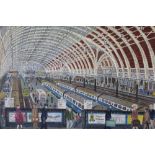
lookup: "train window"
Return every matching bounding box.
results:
[126,108,130,111]
[99,98,102,102]
[114,104,117,107]
[123,107,126,110]
[118,105,122,109]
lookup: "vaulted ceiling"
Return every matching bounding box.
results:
[0,26,155,80]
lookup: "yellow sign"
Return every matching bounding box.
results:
[127,115,143,124]
[0,92,5,100]
[23,88,30,97]
[152,91,155,96]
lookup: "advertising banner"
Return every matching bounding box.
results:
[106,120,116,127]
[9,112,26,122]
[46,112,62,122]
[88,112,105,124]
[27,112,32,122]
[8,112,15,122]
[127,115,143,124]
[111,114,126,124]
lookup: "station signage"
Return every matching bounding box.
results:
[0,92,5,100]
[58,97,66,109]
[5,98,14,107]
[84,100,93,109]
[111,114,126,124]
[23,88,30,97]
[88,112,105,125]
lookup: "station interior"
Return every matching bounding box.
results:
[0,26,155,129]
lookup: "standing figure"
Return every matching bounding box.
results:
[32,104,39,129]
[105,106,112,129]
[15,106,24,129]
[40,105,48,129]
[131,104,140,129]
[143,107,150,129]
[149,105,155,129]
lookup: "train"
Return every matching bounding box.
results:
[56,82,132,111]
[42,81,99,113]
[34,89,47,104]
[42,81,131,112]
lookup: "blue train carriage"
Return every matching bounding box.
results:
[98,95,131,112]
[42,81,82,113]
[63,92,83,112]
[56,81,131,112]
[57,82,75,92]
[42,81,64,98]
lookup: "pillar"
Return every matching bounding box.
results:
[69,76,71,84]
[94,78,96,92]
[136,84,138,100]
[116,79,118,97]
[83,78,85,88]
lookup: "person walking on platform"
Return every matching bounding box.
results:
[15,106,24,129]
[40,105,48,129]
[32,104,39,129]
[131,104,140,129]
[149,105,155,129]
[105,106,112,129]
[66,109,74,128]
[143,107,150,129]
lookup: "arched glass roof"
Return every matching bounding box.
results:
[0,26,155,80]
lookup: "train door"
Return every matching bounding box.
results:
[105,76,107,86]
[112,77,115,89]
[152,81,155,96]
[128,79,136,93]
[108,77,111,88]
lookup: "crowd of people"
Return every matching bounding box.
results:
[14,105,81,129]
[14,103,155,129]
[104,104,155,129]
[14,105,48,129]
[131,104,155,129]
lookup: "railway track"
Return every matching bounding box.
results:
[20,76,32,108]
[59,80,154,110]
[86,85,155,110]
